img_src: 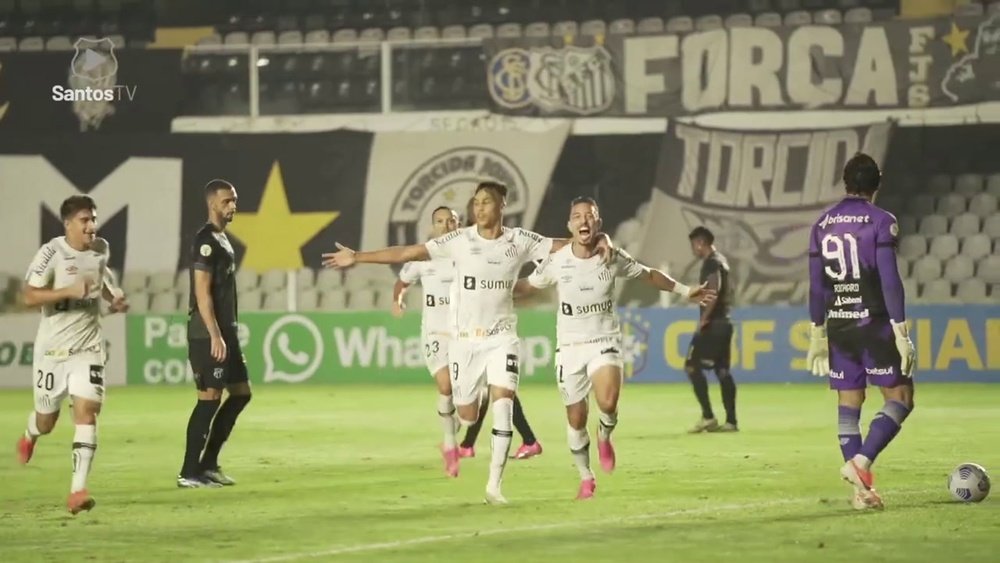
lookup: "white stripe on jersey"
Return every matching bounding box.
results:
[528,246,646,345]
[25,237,110,359]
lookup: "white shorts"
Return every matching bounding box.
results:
[423,334,450,376]
[555,341,623,406]
[32,352,106,414]
[448,337,520,406]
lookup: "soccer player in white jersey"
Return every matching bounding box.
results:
[324,181,611,504]
[515,197,714,499]
[391,206,462,477]
[16,195,129,514]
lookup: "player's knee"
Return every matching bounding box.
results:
[198,388,223,401]
[715,368,733,382]
[595,391,619,414]
[456,404,479,426]
[684,363,703,380]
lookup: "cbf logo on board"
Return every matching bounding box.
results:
[487,45,616,115]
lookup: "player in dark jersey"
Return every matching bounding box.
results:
[177,179,253,488]
[806,153,915,510]
[685,227,738,433]
[456,197,544,460]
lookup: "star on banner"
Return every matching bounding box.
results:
[227,161,339,270]
[942,22,970,57]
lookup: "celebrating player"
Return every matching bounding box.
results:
[177,179,253,488]
[391,206,463,476]
[515,197,714,499]
[685,227,739,433]
[805,153,916,510]
[324,182,610,504]
[456,197,544,461]
[16,195,129,514]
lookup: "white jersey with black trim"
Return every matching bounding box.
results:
[528,246,646,345]
[425,226,553,342]
[24,237,111,359]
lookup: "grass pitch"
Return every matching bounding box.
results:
[1,383,997,562]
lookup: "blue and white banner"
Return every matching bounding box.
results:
[618,305,1000,384]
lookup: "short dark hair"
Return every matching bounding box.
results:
[431,206,454,220]
[204,179,235,198]
[842,153,881,195]
[474,181,508,200]
[688,226,714,245]
[570,196,598,210]
[60,195,96,220]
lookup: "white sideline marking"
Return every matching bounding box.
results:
[232,497,810,562]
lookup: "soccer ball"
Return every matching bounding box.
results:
[948,463,991,503]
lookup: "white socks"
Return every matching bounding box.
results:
[437,394,458,449]
[25,412,40,440]
[487,398,514,492]
[598,410,618,442]
[567,424,594,480]
[71,424,97,493]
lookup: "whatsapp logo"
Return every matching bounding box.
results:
[263,315,323,383]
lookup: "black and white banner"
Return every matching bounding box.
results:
[635,121,894,304]
[360,124,571,250]
[484,13,1000,117]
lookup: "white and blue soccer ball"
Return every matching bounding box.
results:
[948,463,991,503]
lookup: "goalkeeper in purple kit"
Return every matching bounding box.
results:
[805,153,916,510]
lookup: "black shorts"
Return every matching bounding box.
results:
[187,337,249,391]
[686,321,734,370]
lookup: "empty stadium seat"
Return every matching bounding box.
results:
[695,14,723,30]
[298,288,320,312]
[986,174,1000,198]
[295,267,315,290]
[908,194,936,216]
[608,18,635,34]
[955,2,984,16]
[665,16,693,33]
[897,215,917,235]
[128,293,150,314]
[496,22,521,38]
[844,7,873,23]
[813,9,842,24]
[552,21,578,37]
[920,279,953,303]
[896,255,909,278]
[304,29,330,43]
[754,12,783,27]
[149,292,178,314]
[19,36,43,50]
[943,255,975,283]
[954,174,984,196]
[45,35,72,50]
[978,256,1000,284]
[929,234,959,261]
[224,31,249,45]
[956,278,989,303]
[917,215,947,237]
[936,194,966,218]
[349,288,377,310]
[969,193,999,218]
[911,255,942,284]
[123,271,149,294]
[783,10,812,26]
[236,270,259,292]
[262,291,285,311]
[148,271,176,293]
[724,13,753,27]
[902,278,918,300]
[963,234,993,261]
[278,30,303,44]
[949,213,980,237]
[332,28,358,43]
[259,270,286,292]
[239,290,263,311]
[468,23,493,38]
[636,17,664,34]
[315,271,343,293]
[581,19,606,37]
[321,288,347,309]
[984,215,1000,238]
[174,269,190,295]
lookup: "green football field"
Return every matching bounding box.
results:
[0,383,997,562]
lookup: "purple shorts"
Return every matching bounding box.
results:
[827,319,909,390]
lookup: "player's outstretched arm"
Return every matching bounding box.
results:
[322,243,429,269]
[640,268,714,305]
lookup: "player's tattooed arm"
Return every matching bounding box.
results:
[322,243,430,269]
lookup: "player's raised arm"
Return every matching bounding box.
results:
[616,248,714,304]
[22,243,89,307]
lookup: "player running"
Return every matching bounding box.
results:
[324,181,611,504]
[514,197,714,499]
[16,195,130,514]
[455,197,544,462]
[390,206,463,477]
[805,153,916,510]
[177,180,253,488]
